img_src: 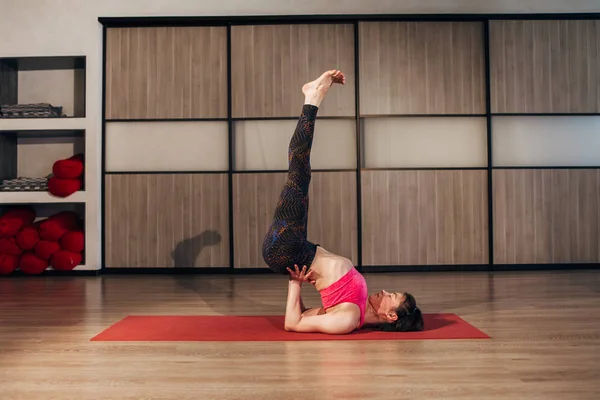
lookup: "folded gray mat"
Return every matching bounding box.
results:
[0,103,64,118]
[0,177,49,191]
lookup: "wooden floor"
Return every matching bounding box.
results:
[1,270,599,399]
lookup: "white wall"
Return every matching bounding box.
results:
[1,0,598,269]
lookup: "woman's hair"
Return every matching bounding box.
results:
[379,293,424,332]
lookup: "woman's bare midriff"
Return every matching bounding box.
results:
[309,246,355,291]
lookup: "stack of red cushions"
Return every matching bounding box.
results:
[48,154,84,198]
[0,207,85,275]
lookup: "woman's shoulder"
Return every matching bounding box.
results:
[325,302,361,324]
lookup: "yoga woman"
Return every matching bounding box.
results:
[262,70,424,335]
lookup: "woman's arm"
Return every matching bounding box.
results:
[287,280,323,316]
[299,291,307,313]
[284,280,305,330]
[284,281,355,334]
[290,266,323,316]
[284,266,356,335]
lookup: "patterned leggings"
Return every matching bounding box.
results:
[261,105,319,274]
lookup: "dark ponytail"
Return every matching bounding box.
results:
[380,293,424,332]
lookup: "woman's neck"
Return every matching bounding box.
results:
[361,300,382,326]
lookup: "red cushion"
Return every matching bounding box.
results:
[49,211,80,228]
[39,220,66,241]
[0,219,22,238]
[0,253,19,275]
[19,252,49,275]
[1,207,36,221]
[35,240,61,260]
[0,237,23,255]
[52,154,84,179]
[39,212,80,241]
[50,250,82,271]
[48,177,82,198]
[0,207,36,238]
[15,224,40,251]
[60,230,85,253]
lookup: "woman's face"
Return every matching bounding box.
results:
[369,290,405,322]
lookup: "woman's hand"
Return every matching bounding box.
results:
[286,264,315,285]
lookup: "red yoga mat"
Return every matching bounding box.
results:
[90,313,489,342]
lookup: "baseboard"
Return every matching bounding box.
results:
[361,265,491,273]
[99,264,600,275]
[2,264,597,278]
[361,263,600,273]
[99,267,275,275]
[6,269,101,277]
[489,263,600,272]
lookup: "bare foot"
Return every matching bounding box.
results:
[302,70,345,107]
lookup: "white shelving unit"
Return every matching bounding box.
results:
[0,190,86,204]
[0,55,94,274]
[0,117,86,132]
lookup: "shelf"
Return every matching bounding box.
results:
[0,56,86,118]
[0,190,85,204]
[0,127,85,198]
[0,56,86,71]
[0,118,86,132]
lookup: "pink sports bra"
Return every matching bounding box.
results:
[319,267,368,328]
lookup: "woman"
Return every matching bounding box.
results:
[262,70,424,335]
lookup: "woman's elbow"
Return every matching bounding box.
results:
[284,323,296,332]
[284,318,298,331]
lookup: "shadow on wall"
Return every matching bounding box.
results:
[171,229,222,269]
[170,230,281,314]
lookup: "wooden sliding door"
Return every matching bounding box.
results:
[358,21,489,267]
[104,26,229,268]
[230,23,358,268]
[489,20,600,264]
